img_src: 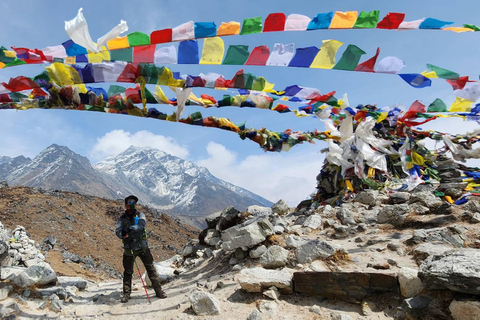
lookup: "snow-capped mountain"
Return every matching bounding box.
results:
[0,145,272,219]
[94,146,273,215]
[6,144,123,199]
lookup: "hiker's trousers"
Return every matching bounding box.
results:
[122,247,162,294]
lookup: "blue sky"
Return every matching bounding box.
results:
[0,0,479,205]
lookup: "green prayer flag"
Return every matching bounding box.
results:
[353,10,380,28]
[86,105,105,112]
[144,87,157,104]
[110,48,133,63]
[223,45,250,65]
[34,71,50,82]
[240,17,262,35]
[5,58,27,67]
[219,95,235,106]
[464,24,480,31]
[0,46,15,64]
[108,85,126,96]
[426,64,459,80]
[139,64,159,84]
[190,111,203,121]
[252,77,266,91]
[427,98,448,112]
[127,32,150,47]
[333,45,366,71]
[9,92,28,102]
[244,73,254,89]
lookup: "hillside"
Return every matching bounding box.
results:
[0,184,199,280]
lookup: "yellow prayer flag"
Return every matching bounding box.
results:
[107,36,130,50]
[154,86,169,103]
[442,27,474,33]
[64,56,76,64]
[200,37,225,65]
[127,107,146,117]
[188,92,205,105]
[310,40,344,69]
[412,151,425,166]
[292,110,311,117]
[46,62,82,86]
[420,70,438,78]
[88,50,110,63]
[262,80,275,92]
[72,84,88,94]
[445,196,454,204]
[0,62,5,69]
[216,21,241,36]
[329,11,358,29]
[376,112,388,123]
[449,96,473,112]
[4,51,16,58]
[345,180,354,192]
[217,118,240,132]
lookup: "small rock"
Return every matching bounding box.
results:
[247,309,263,320]
[310,304,322,315]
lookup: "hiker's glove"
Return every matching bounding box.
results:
[121,227,132,237]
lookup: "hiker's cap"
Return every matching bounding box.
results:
[124,195,138,204]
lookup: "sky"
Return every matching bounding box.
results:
[0,0,480,205]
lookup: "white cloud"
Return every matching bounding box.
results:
[198,141,325,206]
[90,130,189,162]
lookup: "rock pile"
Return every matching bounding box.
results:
[175,187,480,319]
[0,223,88,316]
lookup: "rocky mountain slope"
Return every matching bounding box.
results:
[0,145,272,222]
[2,183,480,319]
[0,184,199,279]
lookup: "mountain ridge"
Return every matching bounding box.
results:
[0,145,272,222]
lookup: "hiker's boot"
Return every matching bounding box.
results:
[154,287,167,299]
[121,293,130,303]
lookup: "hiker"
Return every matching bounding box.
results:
[115,195,167,303]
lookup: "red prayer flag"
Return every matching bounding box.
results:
[354,47,380,72]
[377,13,405,29]
[150,29,173,44]
[0,93,12,103]
[31,87,48,97]
[308,91,336,103]
[201,94,217,104]
[447,76,470,90]
[12,47,47,64]
[214,76,227,88]
[125,85,142,103]
[245,46,270,65]
[263,13,287,32]
[407,100,426,113]
[133,45,156,63]
[117,63,140,83]
[3,76,38,92]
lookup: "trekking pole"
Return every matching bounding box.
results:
[132,250,151,304]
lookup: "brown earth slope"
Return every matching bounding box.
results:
[0,185,199,281]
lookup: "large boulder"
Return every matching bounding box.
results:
[1,262,56,287]
[258,246,289,269]
[271,199,291,216]
[377,204,411,227]
[295,240,339,264]
[188,290,220,316]
[449,300,480,320]
[419,249,480,295]
[293,271,399,303]
[246,205,272,217]
[221,216,274,251]
[237,267,293,294]
[409,191,443,208]
[354,190,378,206]
[413,243,455,265]
[409,226,467,248]
[398,267,424,298]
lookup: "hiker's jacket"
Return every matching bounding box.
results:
[115,210,148,254]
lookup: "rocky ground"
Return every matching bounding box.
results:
[2,182,480,319]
